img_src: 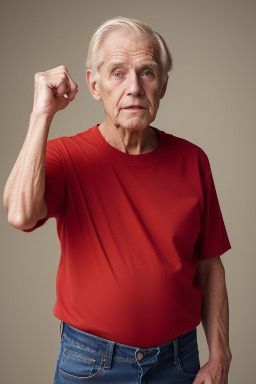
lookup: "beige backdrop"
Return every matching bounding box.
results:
[1,0,255,383]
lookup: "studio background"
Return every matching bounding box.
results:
[1,0,255,383]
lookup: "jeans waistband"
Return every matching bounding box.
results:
[61,323,197,369]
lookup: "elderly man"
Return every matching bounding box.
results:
[4,17,231,384]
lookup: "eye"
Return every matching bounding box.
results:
[113,71,123,78]
[142,70,154,77]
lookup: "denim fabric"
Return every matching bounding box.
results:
[54,323,200,384]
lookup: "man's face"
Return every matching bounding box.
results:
[94,31,167,132]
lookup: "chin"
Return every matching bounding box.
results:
[118,117,151,131]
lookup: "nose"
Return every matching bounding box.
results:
[126,71,144,96]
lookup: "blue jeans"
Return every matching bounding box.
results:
[54,323,200,384]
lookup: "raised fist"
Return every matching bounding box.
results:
[32,65,78,117]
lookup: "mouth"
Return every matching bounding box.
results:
[124,106,145,110]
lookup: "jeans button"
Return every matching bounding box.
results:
[137,352,144,361]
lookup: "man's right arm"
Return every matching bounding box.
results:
[3,66,78,230]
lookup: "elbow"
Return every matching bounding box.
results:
[6,201,47,230]
[3,195,30,229]
[7,212,36,230]
[3,190,46,230]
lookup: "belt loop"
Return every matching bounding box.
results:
[104,341,115,369]
[173,338,178,365]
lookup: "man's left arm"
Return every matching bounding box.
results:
[194,256,232,384]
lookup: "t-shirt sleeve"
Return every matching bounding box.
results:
[23,138,66,232]
[194,160,231,260]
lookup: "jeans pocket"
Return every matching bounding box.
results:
[176,340,200,379]
[59,343,105,382]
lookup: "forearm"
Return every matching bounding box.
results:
[4,66,77,230]
[198,257,232,365]
[3,112,52,229]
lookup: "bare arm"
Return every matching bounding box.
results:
[3,66,78,230]
[193,256,232,384]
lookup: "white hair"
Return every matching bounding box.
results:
[86,16,172,82]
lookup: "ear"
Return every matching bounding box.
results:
[160,74,169,99]
[86,70,101,101]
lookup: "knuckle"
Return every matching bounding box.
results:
[34,72,45,83]
[71,84,78,92]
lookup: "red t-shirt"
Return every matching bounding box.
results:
[25,125,231,348]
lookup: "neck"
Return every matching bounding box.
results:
[98,123,159,155]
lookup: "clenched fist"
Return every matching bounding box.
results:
[32,65,78,117]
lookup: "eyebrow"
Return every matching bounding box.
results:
[107,61,159,72]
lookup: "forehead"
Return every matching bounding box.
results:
[100,31,158,67]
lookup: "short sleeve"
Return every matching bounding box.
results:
[195,165,231,260]
[23,138,66,232]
